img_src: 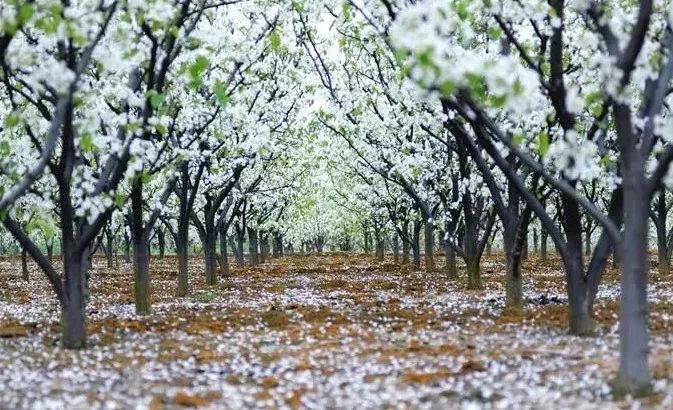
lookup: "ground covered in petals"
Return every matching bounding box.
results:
[1,253,673,409]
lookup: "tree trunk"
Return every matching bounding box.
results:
[655,193,669,275]
[402,236,410,264]
[363,227,371,254]
[424,221,435,271]
[503,219,525,310]
[131,179,151,315]
[204,223,218,286]
[540,228,548,261]
[157,228,165,260]
[176,228,189,297]
[464,221,481,289]
[412,221,421,269]
[235,232,245,266]
[46,239,54,264]
[105,231,114,269]
[585,228,592,256]
[614,171,650,396]
[248,227,259,265]
[272,231,280,258]
[21,248,28,281]
[61,252,88,349]
[230,235,243,266]
[259,232,266,264]
[532,228,539,254]
[656,228,669,275]
[219,226,229,278]
[375,232,384,261]
[445,240,457,280]
[466,257,481,289]
[123,231,131,263]
[392,234,400,263]
[561,196,595,336]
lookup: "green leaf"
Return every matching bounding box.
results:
[115,193,126,208]
[269,30,281,51]
[19,4,34,24]
[512,78,524,96]
[213,82,229,108]
[140,171,153,184]
[439,81,456,95]
[342,1,352,21]
[0,141,9,156]
[512,133,524,146]
[4,112,20,128]
[537,131,550,156]
[155,123,167,136]
[80,135,95,152]
[188,56,210,88]
[466,73,487,100]
[487,26,501,40]
[149,91,165,109]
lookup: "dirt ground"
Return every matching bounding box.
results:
[1,253,673,409]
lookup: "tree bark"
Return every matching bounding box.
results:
[445,240,457,280]
[585,228,592,257]
[157,228,165,260]
[61,250,88,349]
[105,230,114,268]
[375,232,385,261]
[614,168,650,395]
[533,228,539,254]
[235,231,245,266]
[392,234,400,263]
[219,225,229,278]
[424,221,435,271]
[204,223,218,286]
[248,227,259,265]
[411,221,421,268]
[131,179,151,315]
[21,248,28,281]
[123,231,131,263]
[46,239,54,264]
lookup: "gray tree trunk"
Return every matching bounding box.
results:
[219,226,229,278]
[248,227,259,265]
[424,221,435,271]
[411,221,421,268]
[131,179,151,315]
[392,234,400,263]
[614,168,650,395]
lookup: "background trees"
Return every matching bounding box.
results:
[1,0,672,399]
